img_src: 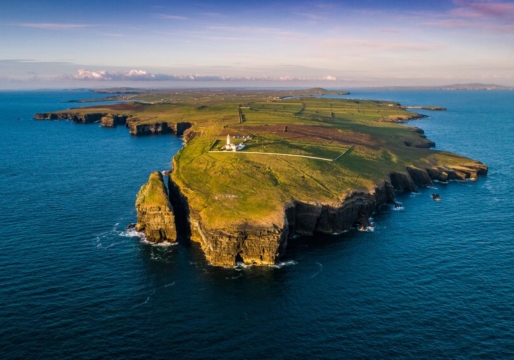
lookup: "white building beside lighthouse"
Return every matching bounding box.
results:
[221,135,245,151]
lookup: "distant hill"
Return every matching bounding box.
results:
[368,83,514,91]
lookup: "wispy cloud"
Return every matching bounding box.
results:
[154,14,189,21]
[201,12,228,18]
[424,0,514,33]
[379,28,402,34]
[100,32,124,37]
[15,23,94,30]
[293,12,326,21]
[322,38,444,52]
[452,0,514,19]
[207,25,305,39]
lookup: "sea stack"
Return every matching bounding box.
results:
[135,172,177,243]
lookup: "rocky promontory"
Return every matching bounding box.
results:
[135,172,177,243]
[34,88,489,267]
[34,110,192,136]
[34,112,107,123]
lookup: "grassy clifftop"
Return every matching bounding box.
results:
[170,95,472,229]
[42,88,481,229]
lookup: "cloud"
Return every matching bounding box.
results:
[452,0,514,19]
[201,12,229,18]
[322,38,444,52]
[293,12,326,21]
[424,1,514,33]
[65,69,172,81]
[62,69,340,82]
[206,25,303,39]
[379,28,402,34]
[154,14,189,20]
[423,18,514,33]
[15,23,94,29]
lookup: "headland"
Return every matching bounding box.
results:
[34,88,487,266]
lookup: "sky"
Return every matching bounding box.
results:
[1,0,513,89]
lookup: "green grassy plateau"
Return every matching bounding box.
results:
[53,88,477,229]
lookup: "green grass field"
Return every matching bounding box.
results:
[50,88,475,229]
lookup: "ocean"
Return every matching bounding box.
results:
[1,89,513,359]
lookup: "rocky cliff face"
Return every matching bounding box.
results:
[100,114,129,127]
[34,112,106,123]
[34,112,193,135]
[167,161,487,267]
[188,218,289,266]
[135,172,177,243]
[127,121,192,136]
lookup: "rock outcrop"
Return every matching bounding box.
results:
[135,172,177,243]
[100,114,129,127]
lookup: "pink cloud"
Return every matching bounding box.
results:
[452,0,514,19]
[423,1,514,33]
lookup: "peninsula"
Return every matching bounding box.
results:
[35,88,487,266]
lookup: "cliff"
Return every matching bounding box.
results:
[34,111,192,136]
[34,112,106,124]
[126,121,192,136]
[100,114,129,127]
[169,161,487,266]
[135,172,177,243]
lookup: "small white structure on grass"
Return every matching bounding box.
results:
[221,135,245,151]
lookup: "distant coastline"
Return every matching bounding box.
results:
[361,83,514,91]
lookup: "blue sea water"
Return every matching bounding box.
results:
[0,89,513,359]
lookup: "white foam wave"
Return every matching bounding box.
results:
[104,240,128,249]
[391,204,404,211]
[271,260,298,269]
[164,282,176,288]
[141,239,178,247]
[309,262,323,278]
[94,224,131,249]
[121,229,178,247]
[120,228,146,240]
[235,262,251,269]
[331,230,349,235]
